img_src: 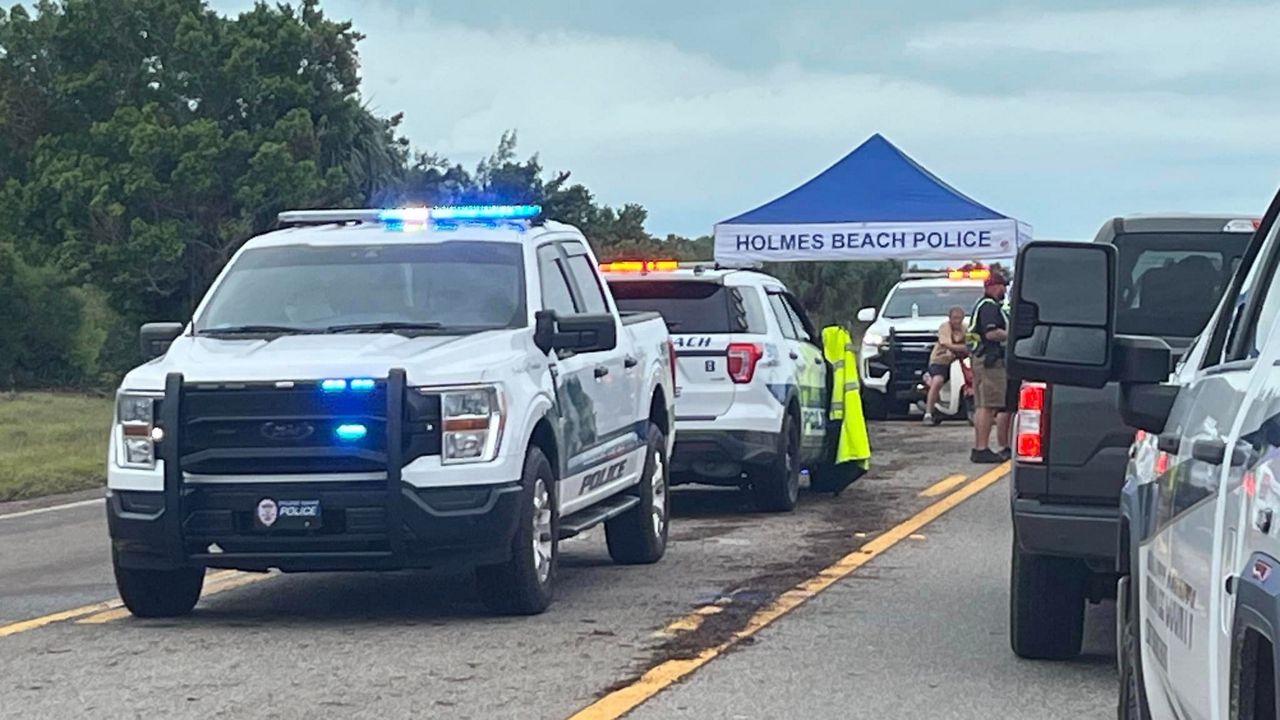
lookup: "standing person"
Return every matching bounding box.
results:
[922,306,969,426]
[967,272,1012,464]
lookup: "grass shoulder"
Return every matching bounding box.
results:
[0,393,113,502]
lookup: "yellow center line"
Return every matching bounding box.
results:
[653,603,727,638]
[76,570,272,625]
[568,461,1011,720]
[920,473,968,498]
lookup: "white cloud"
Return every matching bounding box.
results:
[908,3,1280,83]
[214,0,1280,240]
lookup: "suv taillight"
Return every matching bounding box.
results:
[726,343,763,384]
[1015,382,1048,463]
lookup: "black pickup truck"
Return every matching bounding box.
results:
[1009,214,1257,659]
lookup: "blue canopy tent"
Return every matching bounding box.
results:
[714,134,1031,265]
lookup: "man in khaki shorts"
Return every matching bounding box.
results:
[969,272,1012,464]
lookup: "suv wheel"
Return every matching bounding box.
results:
[606,423,670,565]
[477,447,558,615]
[1118,577,1151,719]
[113,552,205,619]
[752,413,801,512]
[1010,533,1086,659]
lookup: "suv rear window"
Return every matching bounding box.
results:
[1115,232,1249,338]
[609,281,765,333]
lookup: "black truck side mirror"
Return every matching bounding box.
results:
[533,310,618,356]
[140,323,184,361]
[1007,241,1117,388]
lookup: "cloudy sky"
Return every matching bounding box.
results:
[214,0,1280,240]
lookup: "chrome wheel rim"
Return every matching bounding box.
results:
[650,450,667,538]
[532,478,553,584]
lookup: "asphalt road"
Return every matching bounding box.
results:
[0,423,1114,719]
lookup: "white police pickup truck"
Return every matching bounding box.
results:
[106,205,675,617]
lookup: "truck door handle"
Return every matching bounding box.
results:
[624,356,639,369]
[1157,434,1181,454]
[1192,439,1226,465]
[789,352,800,360]
[594,366,610,379]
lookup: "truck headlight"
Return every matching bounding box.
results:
[115,392,163,469]
[434,386,505,464]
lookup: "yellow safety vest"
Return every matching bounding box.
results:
[822,326,871,468]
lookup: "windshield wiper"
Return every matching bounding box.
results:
[198,325,314,336]
[324,321,447,334]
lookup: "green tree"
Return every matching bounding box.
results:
[0,0,408,322]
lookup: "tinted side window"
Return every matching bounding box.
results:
[783,294,816,343]
[537,245,577,315]
[562,244,609,314]
[767,292,798,339]
[1215,220,1280,365]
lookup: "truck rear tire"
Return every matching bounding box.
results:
[606,423,670,565]
[477,447,558,615]
[1010,535,1086,659]
[752,413,800,513]
[113,553,204,619]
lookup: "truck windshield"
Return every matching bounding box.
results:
[881,286,983,319]
[196,241,526,334]
[609,280,765,333]
[1115,232,1249,339]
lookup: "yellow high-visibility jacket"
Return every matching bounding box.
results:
[822,326,871,468]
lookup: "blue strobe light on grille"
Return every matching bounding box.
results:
[335,423,368,441]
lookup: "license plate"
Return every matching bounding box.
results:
[255,498,321,530]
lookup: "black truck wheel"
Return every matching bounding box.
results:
[752,413,801,512]
[113,552,205,619]
[1010,534,1086,659]
[606,423,670,565]
[477,447,558,615]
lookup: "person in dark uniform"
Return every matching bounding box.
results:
[968,273,1012,464]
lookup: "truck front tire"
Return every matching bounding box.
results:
[1010,534,1086,659]
[606,423,670,565]
[477,447,558,615]
[113,552,205,619]
[752,413,801,513]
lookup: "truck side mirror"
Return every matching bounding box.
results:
[140,323,184,361]
[533,310,618,355]
[1007,241,1116,388]
[856,307,877,323]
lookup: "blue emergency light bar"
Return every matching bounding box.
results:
[278,206,543,230]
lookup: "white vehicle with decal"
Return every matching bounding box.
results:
[856,270,986,419]
[604,261,830,512]
[1005,207,1280,719]
[106,205,675,618]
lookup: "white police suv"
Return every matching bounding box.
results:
[1004,207,1280,719]
[107,205,675,617]
[856,270,986,419]
[604,262,829,512]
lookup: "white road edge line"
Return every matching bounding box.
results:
[0,498,101,521]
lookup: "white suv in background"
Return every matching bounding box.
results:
[856,271,986,419]
[604,262,830,512]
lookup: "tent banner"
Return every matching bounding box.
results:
[714,219,1031,264]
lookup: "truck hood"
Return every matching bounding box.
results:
[120,331,527,390]
[867,316,950,337]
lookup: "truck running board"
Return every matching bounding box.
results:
[559,494,641,539]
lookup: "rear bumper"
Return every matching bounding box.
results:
[671,430,780,469]
[107,481,522,573]
[1012,497,1120,565]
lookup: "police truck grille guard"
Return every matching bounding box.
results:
[869,329,936,399]
[158,369,438,564]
